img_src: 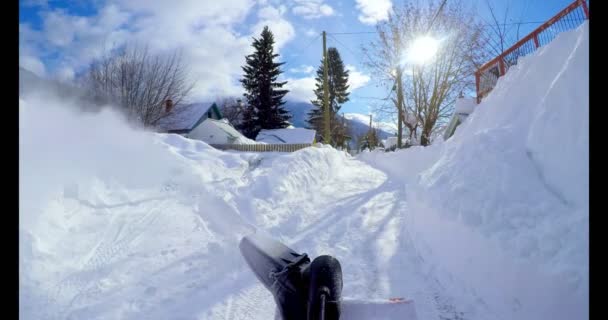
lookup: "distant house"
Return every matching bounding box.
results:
[157,102,223,135]
[189,118,256,144]
[443,97,476,140]
[383,136,398,149]
[256,128,317,144]
[157,102,254,144]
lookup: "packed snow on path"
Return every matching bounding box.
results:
[20,22,587,320]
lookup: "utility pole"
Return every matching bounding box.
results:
[368,113,373,148]
[322,31,331,145]
[396,67,404,148]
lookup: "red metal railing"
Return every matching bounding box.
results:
[475,0,589,103]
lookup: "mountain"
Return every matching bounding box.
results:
[342,113,394,149]
[283,101,314,128]
[284,101,396,149]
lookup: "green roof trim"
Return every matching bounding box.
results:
[211,103,223,119]
[188,102,224,131]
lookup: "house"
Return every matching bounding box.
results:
[383,136,398,149]
[157,102,223,135]
[157,102,255,144]
[189,118,256,144]
[443,97,476,140]
[256,128,316,144]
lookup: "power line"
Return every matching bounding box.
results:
[352,95,387,100]
[326,31,377,35]
[427,0,449,32]
[300,34,323,52]
[326,34,362,60]
[326,33,397,109]
[281,33,322,70]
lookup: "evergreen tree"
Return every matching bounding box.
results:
[359,127,380,152]
[239,26,291,139]
[307,47,350,145]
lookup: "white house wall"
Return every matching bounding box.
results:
[188,120,234,144]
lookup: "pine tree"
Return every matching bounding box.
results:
[359,127,380,152]
[307,47,350,145]
[239,26,291,139]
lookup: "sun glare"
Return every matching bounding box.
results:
[407,35,440,65]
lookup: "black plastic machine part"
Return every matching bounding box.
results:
[239,234,343,320]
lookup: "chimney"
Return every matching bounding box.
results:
[165,99,174,113]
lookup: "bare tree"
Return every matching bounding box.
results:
[364,1,485,146]
[479,0,531,62]
[85,45,195,128]
[482,0,511,59]
[332,113,351,150]
[216,96,244,127]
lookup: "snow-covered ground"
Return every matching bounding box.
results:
[20,22,587,320]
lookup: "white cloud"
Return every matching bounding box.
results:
[292,0,335,19]
[30,5,132,74]
[304,28,318,37]
[55,66,75,82]
[19,1,300,101]
[346,65,370,90]
[252,5,296,50]
[285,76,316,102]
[19,56,47,77]
[289,65,315,74]
[355,0,392,25]
[21,0,48,7]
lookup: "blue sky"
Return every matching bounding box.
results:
[20,0,581,117]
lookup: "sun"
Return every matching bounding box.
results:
[407,35,440,65]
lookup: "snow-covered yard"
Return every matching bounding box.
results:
[19,22,588,320]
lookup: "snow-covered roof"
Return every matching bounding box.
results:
[383,136,398,148]
[256,128,316,144]
[199,119,259,145]
[157,103,215,132]
[454,97,476,115]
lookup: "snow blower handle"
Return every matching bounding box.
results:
[307,255,343,320]
[318,291,327,320]
[239,234,343,320]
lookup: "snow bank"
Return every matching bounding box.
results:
[358,142,444,182]
[241,146,386,232]
[421,20,588,277]
[361,21,589,320]
[19,91,258,319]
[251,145,381,199]
[19,87,385,319]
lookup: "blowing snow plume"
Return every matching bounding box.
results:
[19,83,257,319]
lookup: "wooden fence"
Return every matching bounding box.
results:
[210,143,313,152]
